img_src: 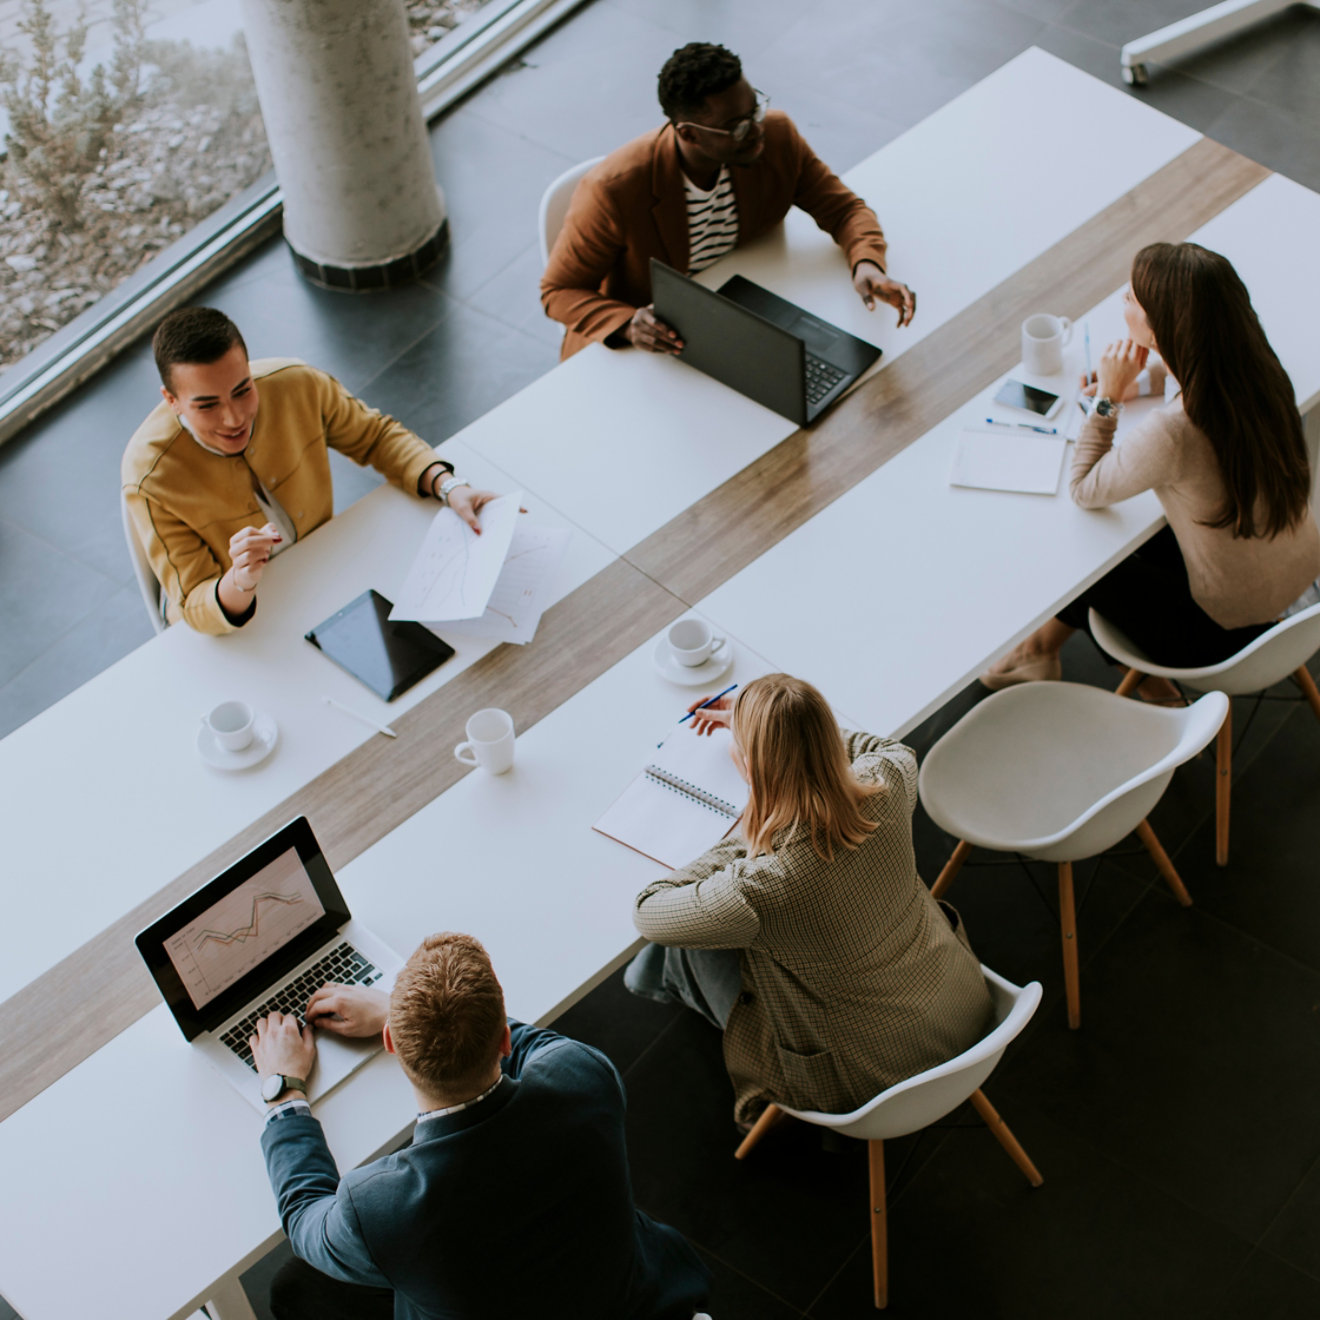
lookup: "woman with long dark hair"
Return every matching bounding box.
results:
[985,242,1320,688]
[625,673,992,1128]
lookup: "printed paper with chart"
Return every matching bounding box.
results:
[389,492,522,623]
[437,523,571,644]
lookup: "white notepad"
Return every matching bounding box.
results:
[593,725,749,869]
[949,425,1066,495]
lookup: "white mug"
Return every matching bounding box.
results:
[668,618,725,668]
[203,700,254,752]
[454,708,515,775]
[1021,313,1073,376]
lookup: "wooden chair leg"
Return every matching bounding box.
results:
[734,1103,785,1160]
[930,840,971,901]
[1058,861,1081,1030]
[1295,666,1320,722]
[1115,666,1144,698]
[969,1089,1044,1187]
[868,1138,888,1310]
[1136,819,1192,907]
[1216,703,1232,867]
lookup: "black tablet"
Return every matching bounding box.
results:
[305,589,454,702]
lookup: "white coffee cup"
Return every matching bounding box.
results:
[1021,313,1073,376]
[668,618,725,668]
[203,700,255,752]
[454,708,515,775]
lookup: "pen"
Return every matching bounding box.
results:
[984,418,1058,436]
[659,683,740,745]
[1084,321,1092,384]
[323,696,398,739]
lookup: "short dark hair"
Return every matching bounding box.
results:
[153,306,247,391]
[389,933,506,1098]
[658,43,742,121]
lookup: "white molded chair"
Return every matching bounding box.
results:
[122,491,167,634]
[537,156,604,266]
[733,966,1043,1311]
[918,683,1229,1029]
[1090,602,1320,866]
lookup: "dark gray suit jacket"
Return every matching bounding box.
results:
[262,1022,708,1319]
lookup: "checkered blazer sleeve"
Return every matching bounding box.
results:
[633,837,760,948]
[843,731,918,813]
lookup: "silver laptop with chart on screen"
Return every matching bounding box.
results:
[136,815,403,1112]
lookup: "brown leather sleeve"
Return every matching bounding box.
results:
[786,119,889,275]
[539,172,640,351]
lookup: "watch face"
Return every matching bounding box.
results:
[261,1074,284,1102]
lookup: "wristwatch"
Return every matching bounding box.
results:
[260,1073,308,1104]
[438,475,471,506]
[1092,396,1120,419]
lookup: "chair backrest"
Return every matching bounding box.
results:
[537,156,604,266]
[121,491,166,634]
[778,967,1042,1142]
[919,683,1227,859]
[1089,602,1320,695]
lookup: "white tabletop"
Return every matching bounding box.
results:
[0,440,614,1003]
[457,48,1199,556]
[0,616,778,1320]
[695,175,1320,743]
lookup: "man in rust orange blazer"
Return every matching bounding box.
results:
[541,42,915,360]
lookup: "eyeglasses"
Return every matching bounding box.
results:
[674,91,769,144]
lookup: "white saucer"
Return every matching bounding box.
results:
[197,712,279,771]
[652,635,735,687]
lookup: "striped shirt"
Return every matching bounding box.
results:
[684,166,739,273]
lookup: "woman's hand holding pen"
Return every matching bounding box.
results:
[687,695,733,736]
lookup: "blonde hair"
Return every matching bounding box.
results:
[389,933,506,1097]
[731,674,879,861]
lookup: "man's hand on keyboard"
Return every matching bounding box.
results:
[307,983,390,1039]
[251,1011,316,1082]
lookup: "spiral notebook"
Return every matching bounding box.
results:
[593,725,750,869]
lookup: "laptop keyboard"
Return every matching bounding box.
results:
[219,941,384,1072]
[805,354,847,406]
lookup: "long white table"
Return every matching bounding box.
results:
[0,49,1203,1005]
[0,47,1312,1320]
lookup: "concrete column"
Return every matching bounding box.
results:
[240,0,447,289]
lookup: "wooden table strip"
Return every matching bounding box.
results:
[626,139,1268,600]
[0,138,1268,1121]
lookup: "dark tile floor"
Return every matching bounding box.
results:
[3,1,1320,1317]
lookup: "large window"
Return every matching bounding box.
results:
[0,0,507,373]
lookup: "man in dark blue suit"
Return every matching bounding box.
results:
[252,931,710,1320]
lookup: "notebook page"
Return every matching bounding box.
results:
[593,727,748,870]
[949,425,1066,495]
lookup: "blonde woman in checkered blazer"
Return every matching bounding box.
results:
[627,674,993,1128]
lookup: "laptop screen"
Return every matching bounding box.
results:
[137,817,351,1040]
[164,847,326,1012]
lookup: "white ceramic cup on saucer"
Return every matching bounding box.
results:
[1021,313,1073,376]
[203,700,255,752]
[667,618,725,668]
[454,708,515,775]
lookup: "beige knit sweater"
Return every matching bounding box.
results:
[1070,399,1320,628]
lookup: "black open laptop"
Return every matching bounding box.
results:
[650,259,882,425]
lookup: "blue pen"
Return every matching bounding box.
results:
[984,418,1058,436]
[1083,321,1092,384]
[671,682,739,736]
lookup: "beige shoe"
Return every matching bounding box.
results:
[980,652,1062,690]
